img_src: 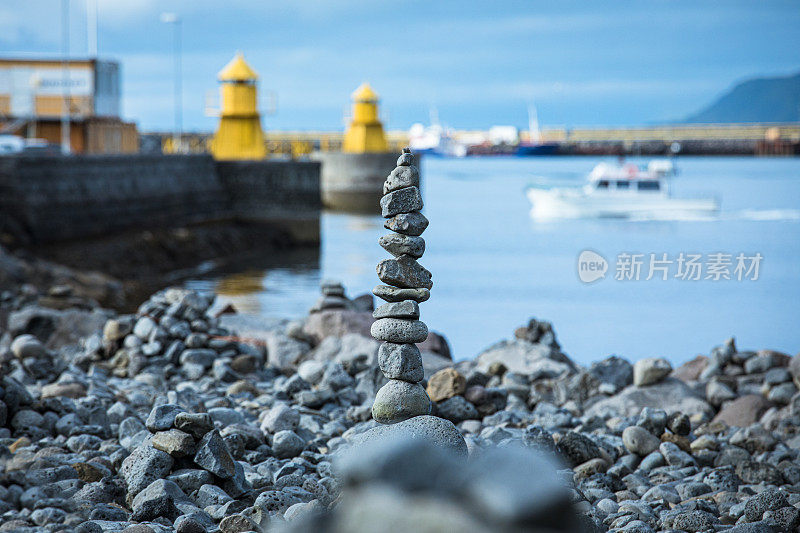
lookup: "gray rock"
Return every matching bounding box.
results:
[396,151,416,166]
[119,445,174,501]
[437,396,479,424]
[174,412,213,439]
[145,404,184,432]
[378,234,425,258]
[707,379,737,405]
[152,429,195,458]
[10,334,47,359]
[372,285,430,303]
[671,510,718,532]
[558,431,602,467]
[168,469,213,494]
[195,484,232,507]
[133,316,157,340]
[622,425,661,456]
[378,342,424,382]
[376,255,433,290]
[371,318,428,343]
[179,349,217,369]
[659,441,695,467]
[767,382,797,404]
[589,355,633,392]
[384,165,419,193]
[475,339,574,377]
[384,211,429,236]
[265,331,309,371]
[373,300,420,320]
[585,378,714,419]
[260,403,300,434]
[372,380,431,423]
[380,186,423,217]
[636,407,668,435]
[353,415,467,457]
[130,479,187,522]
[193,430,236,479]
[633,357,672,386]
[744,488,788,522]
[272,430,306,459]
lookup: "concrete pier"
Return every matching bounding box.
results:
[312,151,414,213]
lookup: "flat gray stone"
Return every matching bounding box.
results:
[378,342,424,382]
[379,234,425,258]
[377,255,432,290]
[145,404,184,432]
[371,318,428,343]
[372,380,431,423]
[384,165,420,194]
[354,415,466,457]
[373,285,430,303]
[174,412,214,439]
[373,300,419,320]
[384,211,429,236]
[381,186,423,217]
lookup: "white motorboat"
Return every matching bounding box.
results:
[527,160,719,219]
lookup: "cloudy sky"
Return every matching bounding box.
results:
[2,0,799,132]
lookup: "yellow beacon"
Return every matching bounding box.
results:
[342,83,388,153]
[210,52,266,160]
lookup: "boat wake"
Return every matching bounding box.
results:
[532,208,800,222]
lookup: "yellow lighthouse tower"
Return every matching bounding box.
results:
[342,83,388,153]
[209,53,266,160]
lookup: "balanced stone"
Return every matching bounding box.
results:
[384,211,429,236]
[378,342,424,382]
[380,186,423,217]
[372,380,431,423]
[373,285,430,303]
[377,255,433,289]
[384,165,420,194]
[379,234,425,258]
[373,300,419,320]
[371,318,428,343]
[397,151,415,166]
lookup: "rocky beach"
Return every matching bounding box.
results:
[0,251,798,532]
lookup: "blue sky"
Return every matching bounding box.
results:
[2,0,799,132]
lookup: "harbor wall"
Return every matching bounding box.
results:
[0,154,320,246]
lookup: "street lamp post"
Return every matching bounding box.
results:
[60,0,71,155]
[161,13,182,153]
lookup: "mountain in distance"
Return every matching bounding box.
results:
[685,71,800,123]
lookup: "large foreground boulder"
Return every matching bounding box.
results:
[350,415,467,457]
[585,377,714,419]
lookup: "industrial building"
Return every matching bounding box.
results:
[0,57,138,154]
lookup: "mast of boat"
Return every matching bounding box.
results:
[527,103,541,144]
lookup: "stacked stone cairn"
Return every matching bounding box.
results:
[369,148,433,424]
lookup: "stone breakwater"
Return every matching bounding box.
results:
[0,285,798,532]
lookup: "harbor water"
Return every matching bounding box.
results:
[186,156,800,365]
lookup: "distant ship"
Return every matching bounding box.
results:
[516,104,559,156]
[408,108,467,157]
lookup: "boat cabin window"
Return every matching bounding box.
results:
[616,180,630,189]
[597,180,610,189]
[637,180,660,191]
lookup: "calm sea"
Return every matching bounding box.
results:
[186,156,800,365]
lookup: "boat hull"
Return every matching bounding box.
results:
[527,188,719,219]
